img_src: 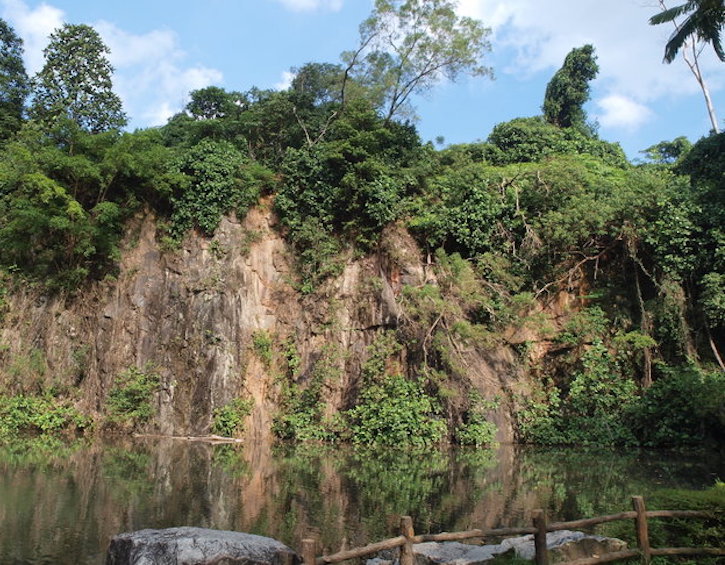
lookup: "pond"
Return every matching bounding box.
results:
[0,438,721,564]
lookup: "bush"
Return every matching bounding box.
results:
[455,390,498,447]
[211,397,252,437]
[346,375,446,447]
[0,394,91,438]
[627,364,724,447]
[106,364,161,429]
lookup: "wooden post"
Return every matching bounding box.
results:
[632,496,651,565]
[302,538,317,565]
[400,515,415,565]
[532,509,549,565]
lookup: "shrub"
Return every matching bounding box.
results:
[346,375,446,447]
[106,364,161,429]
[0,394,91,438]
[212,397,253,437]
[455,390,498,447]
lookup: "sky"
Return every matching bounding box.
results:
[1,0,723,160]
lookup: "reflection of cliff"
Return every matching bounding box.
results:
[0,440,722,565]
[0,204,526,441]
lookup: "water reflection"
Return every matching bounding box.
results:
[0,438,721,565]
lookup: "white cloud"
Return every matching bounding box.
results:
[595,94,653,130]
[0,0,224,128]
[274,70,296,91]
[1,0,63,74]
[96,20,223,126]
[455,0,724,131]
[274,0,343,12]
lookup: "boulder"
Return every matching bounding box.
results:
[105,527,299,565]
[367,530,627,565]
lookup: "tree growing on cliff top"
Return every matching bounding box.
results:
[30,23,126,134]
[0,18,29,141]
[542,44,599,133]
[345,0,492,123]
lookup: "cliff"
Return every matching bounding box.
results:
[0,201,559,444]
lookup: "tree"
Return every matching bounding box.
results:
[30,24,126,133]
[651,1,721,133]
[345,0,492,123]
[542,44,599,133]
[186,86,244,120]
[0,18,29,140]
[650,0,725,63]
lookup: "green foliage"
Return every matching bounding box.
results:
[275,100,425,289]
[170,139,269,238]
[348,0,492,122]
[542,44,599,132]
[106,364,161,429]
[0,394,91,438]
[211,397,253,437]
[0,18,29,141]
[640,136,693,164]
[487,117,627,166]
[699,272,725,326]
[454,390,498,447]
[251,329,274,367]
[346,374,446,447]
[30,24,126,133]
[272,344,342,442]
[627,364,724,446]
[646,483,725,553]
[650,0,725,63]
[560,341,638,445]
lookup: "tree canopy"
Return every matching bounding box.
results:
[0,18,29,141]
[345,0,492,123]
[30,23,126,133]
[542,44,599,133]
[650,0,725,63]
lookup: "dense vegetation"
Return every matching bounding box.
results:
[0,1,722,451]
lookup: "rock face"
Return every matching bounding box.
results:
[105,527,298,565]
[369,531,627,565]
[0,205,534,442]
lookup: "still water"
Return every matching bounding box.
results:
[0,438,721,564]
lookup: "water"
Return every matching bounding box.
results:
[0,438,721,564]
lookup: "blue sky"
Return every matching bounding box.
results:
[1,0,723,159]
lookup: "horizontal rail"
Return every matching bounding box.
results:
[563,549,640,565]
[549,511,636,531]
[317,536,407,564]
[412,525,536,543]
[650,547,725,557]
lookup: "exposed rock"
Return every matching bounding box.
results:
[367,531,627,565]
[0,205,528,442]
[105,527,298,565]
[498,530,628,563]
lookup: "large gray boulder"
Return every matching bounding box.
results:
[106,527,299,565]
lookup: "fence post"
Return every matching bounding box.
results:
[400,515,415,565]
[302,538,317,565]
[632,496,651,565]
[532,509,549,565]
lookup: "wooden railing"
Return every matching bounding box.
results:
[300,495,724,565]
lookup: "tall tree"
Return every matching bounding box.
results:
[651,0,721,133]
[650,0,725,63]
[542,44,599,133]
[30,23,126,134]
[0,18,29,140]
[345,0,492,123]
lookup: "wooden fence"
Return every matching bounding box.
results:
[300,495,724,565]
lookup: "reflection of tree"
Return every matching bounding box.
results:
[1,440,722,564]
[513,447,721,524]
